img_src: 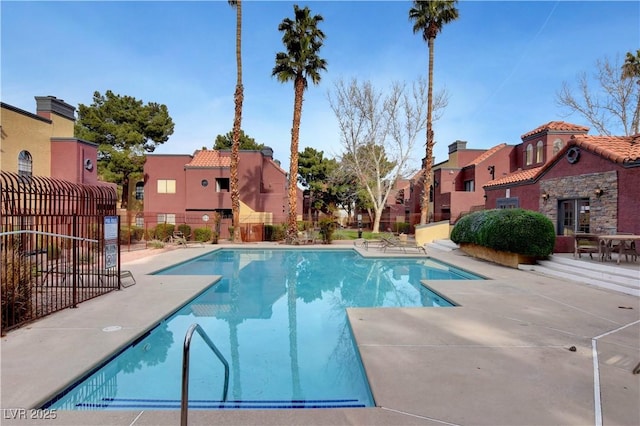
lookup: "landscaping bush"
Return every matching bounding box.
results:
[392,222,410,234]
[153,223,175,241]
[318,217,336,244]
[450,208,555,257]
[47,243,61,259]
[120,226,144,244]
[177,224,191,238]
[265,224,286,241]
[193,227,212,242]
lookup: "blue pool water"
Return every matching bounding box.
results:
[46,249,481,410]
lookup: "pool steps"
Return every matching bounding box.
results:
[522,254,639,296]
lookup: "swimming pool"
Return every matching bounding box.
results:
[45,249,481,410]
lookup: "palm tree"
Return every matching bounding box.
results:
[272,4,327,243]
[229,0,243,243]
[622,49,640,135]
[409,0,458,224]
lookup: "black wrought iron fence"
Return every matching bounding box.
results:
[1,172,118,333]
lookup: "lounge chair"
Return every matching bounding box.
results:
[353,237,386,251]
[381,235,427,254]
[292,230,318,245]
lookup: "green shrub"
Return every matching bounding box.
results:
[154,223,175,241]
[450,208,555,257]
[391,222,410,234]
[120,226,144,244]
[318,217,336,244]
[264,224,286,241]
[177,224,191,238]
[47,243,61,259]
[297,221,312,231]
[193,227,212,242]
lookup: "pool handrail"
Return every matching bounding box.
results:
[181,323,230,426]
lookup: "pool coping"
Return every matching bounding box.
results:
[1,242,638,425]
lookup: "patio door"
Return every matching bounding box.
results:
[558,198,590,235]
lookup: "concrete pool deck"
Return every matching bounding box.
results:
[1,242,638,425]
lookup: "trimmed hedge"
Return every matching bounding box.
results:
[450,209,555,257]
[154,223,175,241]
[193,227,212,242]
[177,224,192,238]
[265,224,286,241]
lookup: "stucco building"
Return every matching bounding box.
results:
[1,96,100,185]
[485,133,640,252]
[142,148,302,241]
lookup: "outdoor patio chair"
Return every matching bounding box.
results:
[573,233,600,259]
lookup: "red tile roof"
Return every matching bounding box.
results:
[570,134,640,164]
[187,149,231,167]
[485,166,544,187]
[464,143,508,167]
[521,121,589,139]
[484,133,640,188]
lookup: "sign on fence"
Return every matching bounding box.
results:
[105,243,117,269]
[104,216,118,269]
[104,216,118,240]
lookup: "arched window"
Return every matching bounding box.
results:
[18,151,32,176]
[536,141,544,163]
[553,138,563,155]
[525,144,533,166]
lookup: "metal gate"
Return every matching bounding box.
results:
[1,172,118,333]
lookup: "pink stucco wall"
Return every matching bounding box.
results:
[50,139,99,185]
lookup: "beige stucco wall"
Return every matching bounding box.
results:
[415,220,451,245]
[239,200,274,224]
[49,112,75,138]
[1,107,53,176]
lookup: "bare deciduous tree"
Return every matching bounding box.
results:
[556,54,639,136]
[328,77,447,233]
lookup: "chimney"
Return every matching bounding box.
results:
[448,140,467,154]
[261,146,274,158]
[35,96,75,121]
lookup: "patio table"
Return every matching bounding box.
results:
[597,234,640,264]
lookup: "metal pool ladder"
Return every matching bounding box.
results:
[181,323,230,426]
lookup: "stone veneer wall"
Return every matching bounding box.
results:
[539,170,617,234]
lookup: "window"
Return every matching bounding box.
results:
[157,179,176,194]
[464,180,475,192]
[157,213,176,224]
[497,197,519,209]
[135,182,144,200]
[558,198,589,235]
[525,144,533,166]
[135,216,144,227]
[536,141,543,163]
[552,138,563,155]
[18,150,32,177]
[216,178,230,192]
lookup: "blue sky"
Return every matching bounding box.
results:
[2,1,638,172]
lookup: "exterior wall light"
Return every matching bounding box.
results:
[541,192,550,202]
[594,187,604,198]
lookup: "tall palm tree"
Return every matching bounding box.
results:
[622,49,640,135]
[229,0,243,243]
[409,0,458,224]
[272,5,327,242]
